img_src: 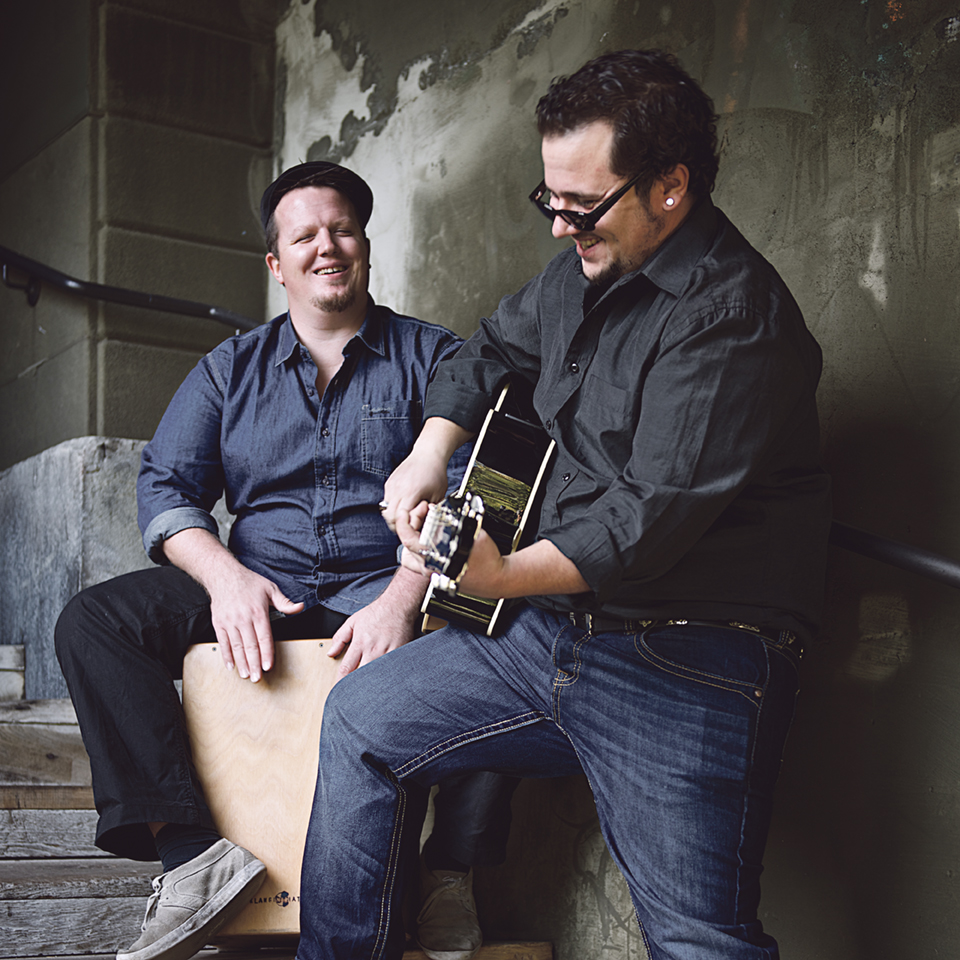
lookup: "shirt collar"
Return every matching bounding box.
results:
[274,299,387,367]
[637,197,718,297]
[575,197,719,304]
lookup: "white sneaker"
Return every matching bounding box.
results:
[416,862,483,960]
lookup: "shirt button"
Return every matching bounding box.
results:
[562,472,571,482]
[545,419,552,431]
[569,362,579,374]
[321,427,330,437]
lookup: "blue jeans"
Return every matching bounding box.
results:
[297,605,801,960]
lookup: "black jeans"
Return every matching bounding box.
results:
[55,565,517,863]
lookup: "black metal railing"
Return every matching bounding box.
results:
[1,243,259,331]
[830,521,960,590]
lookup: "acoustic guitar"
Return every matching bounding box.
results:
[418,385,555,635]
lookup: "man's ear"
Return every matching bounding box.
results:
[265,251,284,285]
[658,164,690,211]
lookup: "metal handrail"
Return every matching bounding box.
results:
[831,520,960,590]
[1,243,259,331]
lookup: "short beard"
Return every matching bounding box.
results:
[587,203,666,287]
[311,289,357,314]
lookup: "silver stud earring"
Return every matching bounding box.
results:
[665,197,676,207]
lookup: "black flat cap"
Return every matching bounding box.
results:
[260,161,374,232]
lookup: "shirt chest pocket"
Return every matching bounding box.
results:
[361,400,421,478]
[573,375,634,467]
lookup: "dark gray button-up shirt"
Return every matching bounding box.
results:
[424,200,831,640]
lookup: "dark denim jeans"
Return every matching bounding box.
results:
[54,566,516,865]
[297,604,800,960]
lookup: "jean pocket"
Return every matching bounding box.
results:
[635,625,772,705]
[361,400,420,478]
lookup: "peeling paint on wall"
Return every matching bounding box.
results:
[275,1,960,956]
[305,0,553,163]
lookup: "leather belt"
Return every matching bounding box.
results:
[566,612,801,653]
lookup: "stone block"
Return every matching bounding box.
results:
[99,226,267,329]
[114,0,285,43]
[103,4,273,145]
[0,117,94,276]
[102,116,270,252]
[0,644,25,700]
[97,340,205,441]
[0,333,94,472]
[0,438,149,698]
[0,437,233,698]
[0,3,91,182]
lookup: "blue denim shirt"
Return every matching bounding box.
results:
[138,304,464,616]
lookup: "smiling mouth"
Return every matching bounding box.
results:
[577,236,601,252]
[315,265,347,276]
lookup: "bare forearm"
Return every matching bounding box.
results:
[383,417,475,530]
[162,527,245,593]
[462,537,588,599]
[379,564,430,621]
[414,416,474,461]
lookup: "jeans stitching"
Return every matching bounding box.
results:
[371,770,406,959]
[551,623,585,721]
[634,628,765,707]
[393,711,544,779]
[734,639,771,927]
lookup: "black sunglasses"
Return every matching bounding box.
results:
[528,171,644,232]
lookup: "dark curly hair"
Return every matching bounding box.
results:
[536,49,719,199]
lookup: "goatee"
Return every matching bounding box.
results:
[311,289,357,314]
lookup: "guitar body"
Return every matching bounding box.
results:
[420,385,555,636]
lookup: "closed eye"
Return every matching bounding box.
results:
[546,190,601,212]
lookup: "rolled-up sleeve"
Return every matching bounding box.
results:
[137,355,228,564]
[542,301,814,600]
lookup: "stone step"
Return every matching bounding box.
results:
[0,784,95,810]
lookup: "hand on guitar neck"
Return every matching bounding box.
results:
[396,501,511,600]
[381,416,473,533]
[382,390,588,634]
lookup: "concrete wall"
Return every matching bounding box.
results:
[0,0,283,471]
[274,1,960,957]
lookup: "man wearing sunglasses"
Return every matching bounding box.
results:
[295,50,831,959]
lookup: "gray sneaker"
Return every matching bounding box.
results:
[117,838,267,960]
[416,862,482,960]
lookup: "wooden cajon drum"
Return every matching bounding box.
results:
[182,639,342,942]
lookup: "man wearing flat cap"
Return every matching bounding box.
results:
[55,162,511,960]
